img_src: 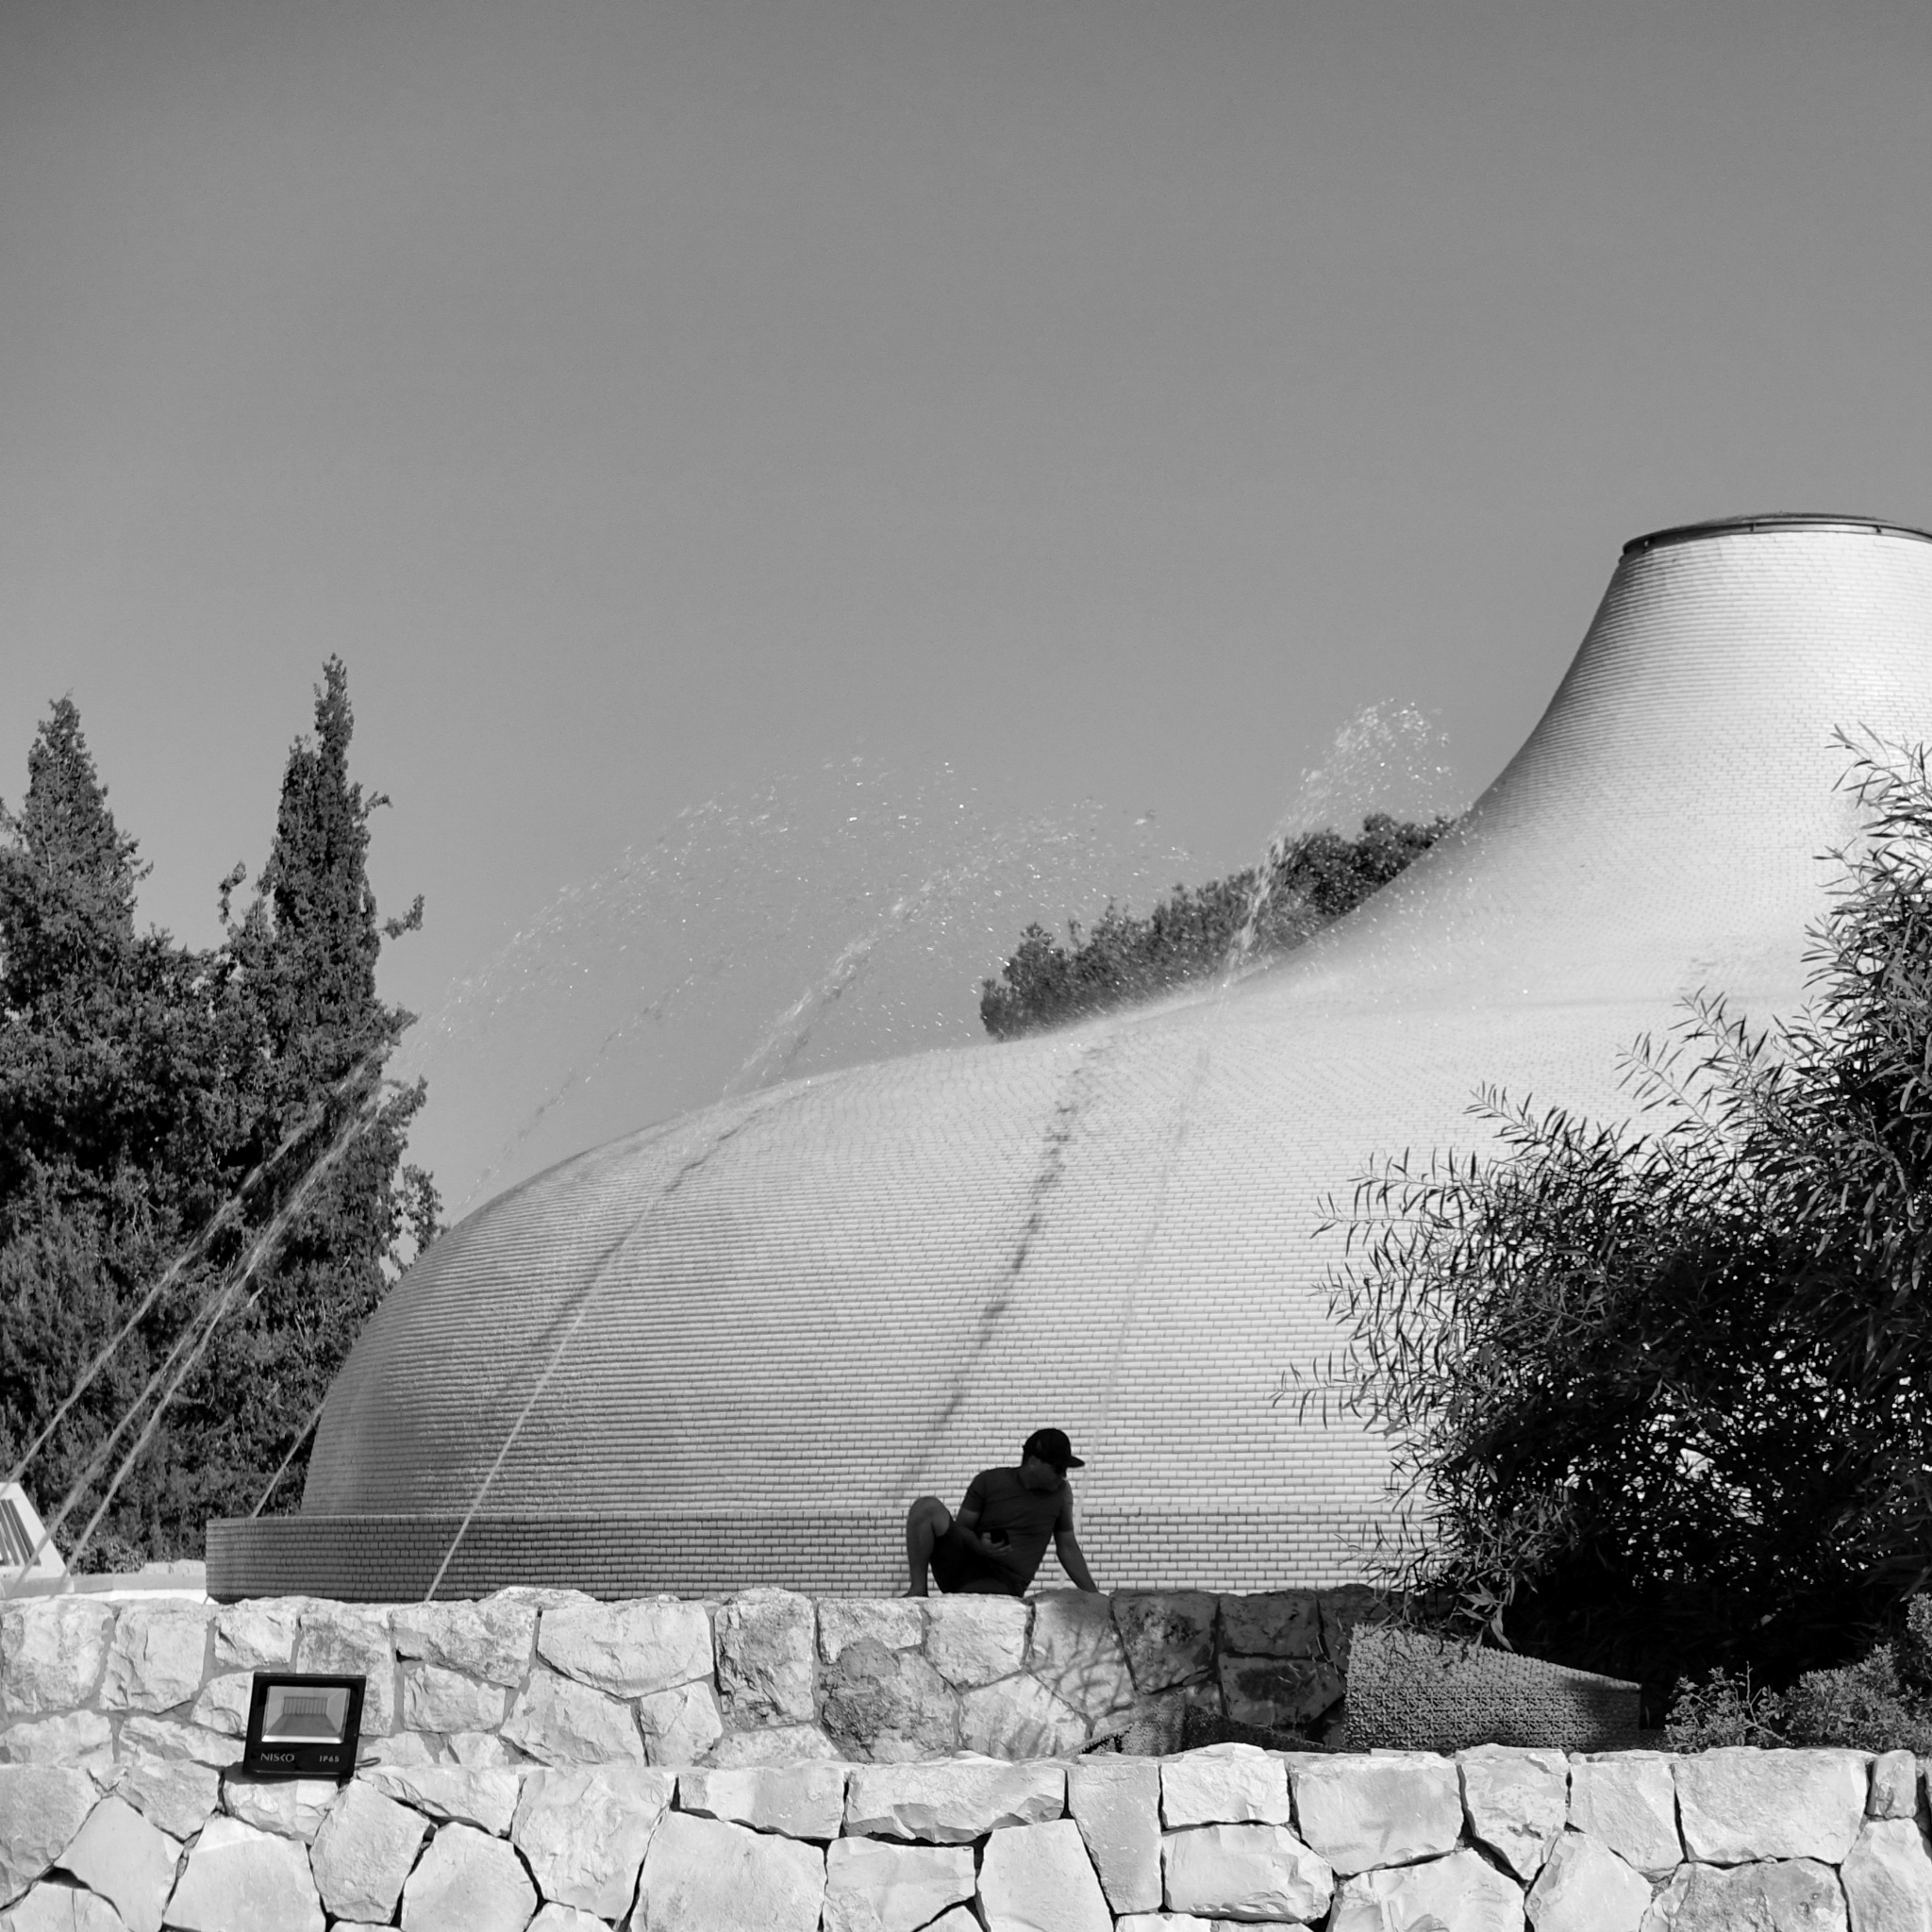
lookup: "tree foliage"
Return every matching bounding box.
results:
[980,813,1456,1039]
[1312,737,1932,1716]
[0,665,438,1568]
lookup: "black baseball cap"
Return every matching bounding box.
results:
[1023,1427,1085,1471]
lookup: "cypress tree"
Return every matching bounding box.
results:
[0,670,438,1567]
[185,658,439,1535]
[0,700,185,1559]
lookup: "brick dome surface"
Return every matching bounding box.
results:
[210,520,1932,1600]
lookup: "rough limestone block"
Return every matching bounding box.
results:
[0,1766,99,1907]
[1524,1831,1650,1932]
[163,1814,324,1932]
[923,1913,981,1932]
[820,1601,924,1664]
[527,1908,608,1932]
[716,1589,817,1726]
[221,1777,338,1842]
[1643,1858,1846,1932]
[0,1602,116,1716]
[1068,1757,1161,1914]
[1114,1919,1228,1932]
[1026,1591,1135,1726]
[308,1781,429,1924]
[701,1722,841,1768]
[213,1599,301,1672]
[1568,1754,1681,1876]
[1112,1594,1217,1695]
[188,1673,254,1738]
[958,1674,1087,1759]
[400,1820,537,1932]
[819,1639,958,1762]
[536,1596,712,1699]
[112,1757,222,1840]
[1291,1754,1463,1874]
[361,1730,440,1769]
[361,1764,525,1838]
[1217,1592,1323,1659]
[98,1602,213,1716]
[295,1607,394,1736]
[511,1765,675,1917]
[447,1730,519,1769]
[1161,1744,1292,1828]
[845,1759,1064,1842]
[979,1818,1112,1932]
[501,1667,643,1764]
[823,1838,974,1932]
[115,1718,240,1770]
[391,1596,539,1688]
[1317,1589,1386,1668]
[634,1810,824,1932]
[1675,1748,1868,1864]
[1331,1847,1524,1932]
[678,1762,848,1840]
[1841,1817,1932,1932]
[1216,1654,1344,1732]
[52,1793,176,1932]
[924,1598,1030,1689]
[1459,1746,1569,1882]
[402,1664,510,1734]
[0,1881,126,1930]
[1871,1752,1920,1821]
[1161,1823,1334,1923]
[0,1713,112,1768]
[637,1680,724,1768]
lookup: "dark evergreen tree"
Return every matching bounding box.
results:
[0,669,437,1568]
[0,700,205,1563]
[189,658,439,1531]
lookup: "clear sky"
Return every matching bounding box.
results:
[5,0,1930,1213]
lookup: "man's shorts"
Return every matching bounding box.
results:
[929,1522,1024,1596]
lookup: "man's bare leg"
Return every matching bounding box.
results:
[904,1495,951,1596]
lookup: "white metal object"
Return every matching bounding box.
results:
[0,1481,67,1589]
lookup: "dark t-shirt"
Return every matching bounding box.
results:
[961,1466,1073,1591]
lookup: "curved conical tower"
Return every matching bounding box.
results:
[211,516,1932,1599]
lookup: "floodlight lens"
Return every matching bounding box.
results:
[261,1684,348,1742]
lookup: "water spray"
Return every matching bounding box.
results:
[3,1074,391,1593]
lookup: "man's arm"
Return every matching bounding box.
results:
[950,1491,1002,1557]
[1055,1527,1099,1592]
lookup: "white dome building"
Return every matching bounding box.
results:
[210,514,1932,1601]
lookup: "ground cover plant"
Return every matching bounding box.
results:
[980,811,1455,1038]
[0,663,438,1567]
[1308,736,1932,1723]
[1666,1595,1932,1751]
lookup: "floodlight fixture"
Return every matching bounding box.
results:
[241,1673,364,1782]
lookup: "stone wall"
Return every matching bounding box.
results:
[6,1721,1931,1929]
[8,1587,1932,1929]
[0,1588,1372,1776]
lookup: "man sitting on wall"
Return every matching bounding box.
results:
[904,1428,1099,1597]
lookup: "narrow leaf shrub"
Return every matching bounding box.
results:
[1311,736,1932,1716]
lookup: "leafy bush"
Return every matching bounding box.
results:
[1311,737,1932,1716]
[1667,1597,1932,1751]
[980,813,1456,1038]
